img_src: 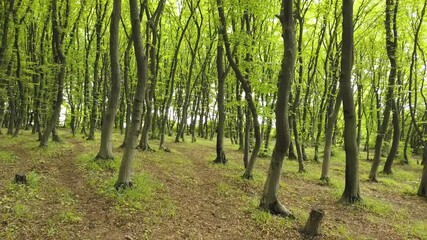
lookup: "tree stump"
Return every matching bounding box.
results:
[14,173,27,185]
[303,208,324,236]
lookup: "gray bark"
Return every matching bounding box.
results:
[96,0,122,159]
[259,0,295,217]
[116,0,148,188]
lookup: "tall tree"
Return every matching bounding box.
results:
[369,0,399,181]
[259,0,295,217]
[87,0,109,140]
[39,0,67,147]
[213,29,227,164]
[116,0,148,188]
[96,0,121,159]
[217,0,261,179]
[139,0,165,151]
[340,0,360,204]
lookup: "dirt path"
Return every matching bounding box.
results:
[141,142,301,239]
[47,137,126,239]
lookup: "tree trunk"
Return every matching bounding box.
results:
[383,100,400,174]
[369,0,399,182]
[39,0,66,147]
[139,0,165,151]
[159,3,197,150]
[87,0,107,140]
[213,36,227,164]
[320,90,342,182]
[116,0,148,188]
[259,0,295,218]
[96,0,122,159]
[417,126,427,196]
[340,0,360,204]
[217,0,261,179]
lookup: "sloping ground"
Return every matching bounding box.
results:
[1,130,426,239]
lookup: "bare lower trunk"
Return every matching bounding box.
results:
[116,0,148,188]
[383,101,400,174]
[340,0,360,204]
[213,37,227,164]
[259,0,295,217]
[40,0,65,147]
[417,138,427,196]
[320,90,342,182]
[96,0,122,160]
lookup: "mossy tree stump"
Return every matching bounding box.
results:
[14,173,27,185]
[303,208,324,236]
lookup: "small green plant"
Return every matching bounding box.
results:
[57,209,82,223]
[357,197,393,217]
[0,150,18,163]
[217,181,232,196]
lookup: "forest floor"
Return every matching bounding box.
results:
[0,129,426,240]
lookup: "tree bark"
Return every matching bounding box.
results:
[96,0,121,159]
[139,0,165,151]
[39,0,66,147]
[213,35,227,164]
[217,0,261,179]
[116,0,148,188]
[369,0,399,181]
[320,90,342,182]
[259,0,295,218]
[340,0,360,204]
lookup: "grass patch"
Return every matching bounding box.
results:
[357,197,394,217]
[0,150,18,163]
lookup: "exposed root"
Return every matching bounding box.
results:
[95,154,114,160]
[318,177,330,185]
[368,176,378,182]
[114,181,133,191]
[340,195,361,205]
[260,200,294,219]
[213,156,227,164]
[241,172,253,180]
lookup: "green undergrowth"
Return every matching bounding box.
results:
[0,150,19,163]
[0,171,42,239]
[76,150,176,219]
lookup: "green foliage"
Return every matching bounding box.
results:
[56,209,83,224]
[357,197,394,217]
[0,150,18,163]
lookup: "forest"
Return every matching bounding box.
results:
[0,0,427,238]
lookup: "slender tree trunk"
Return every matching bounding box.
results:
[417,117,427,196]
[120,39,133,148]
[369,0,399,182]
[243,107,251,168]
[259,0,294,217]
[217,0,261,179]
[340,0,360,204]
[139,0,165,150]
[39,0,66,147]
[320,90,342,182]
[116,0,148,188]
[213,36,227,164]
[383,100,400,173]
[159,3,198,150]
[96,0,122,159]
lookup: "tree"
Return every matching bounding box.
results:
[340,0,360,204]
[39,0,67,147]
[138,0,166,151]
[213,29,227,164]
[369,0,399,181]
[96,0,121,159]
[259,0,295,217]
[217,0,261,179]
[115,0,148,188]
[87,0,109,141]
